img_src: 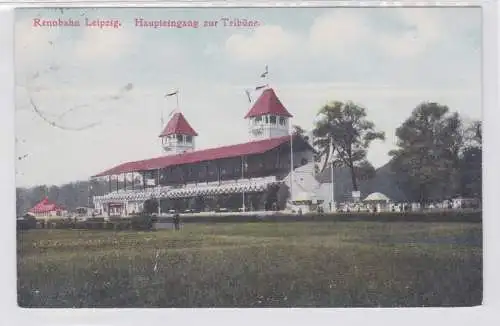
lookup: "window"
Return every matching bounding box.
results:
[270,115,277,124]
[255,116,262,123]
[176,134,183,142]
[279,117,286,125]
[185,135,192,143]
[264,115,269,123]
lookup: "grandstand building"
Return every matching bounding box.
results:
[91,87,328,216]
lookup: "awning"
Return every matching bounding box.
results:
[94,177,279,203]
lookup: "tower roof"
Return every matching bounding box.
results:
[159,112,198,137]
[244,88,293,119]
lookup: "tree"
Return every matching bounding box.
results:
[460,146,482,198]
[313,101,385,191]
[459,120,482,198]
[276,183,290,210]
[292,125,309,142]
[16,188,28,216]
[389,102,466,204]
[32,185,48,201]
[193,195,205,212]
[464,120,482,147]
[143,198,159,214]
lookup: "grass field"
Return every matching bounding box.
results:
[17,221,482,307]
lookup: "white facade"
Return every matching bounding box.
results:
[247,114,290,141]
[283,159,323,208]
[32,210,66,219]
[317,182,335,212]
[161,134,196,155]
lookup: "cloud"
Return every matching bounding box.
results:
[225,25,298,62]
[306,9,448,60]
[14,18,66,76]
[224,8,458,63]
[373,9,445,59]
[74,27,138,63]
[308,11,371,57]
[13,8,481,187]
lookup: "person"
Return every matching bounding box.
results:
[173,213,180,231]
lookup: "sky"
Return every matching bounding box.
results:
[14,6,482,188]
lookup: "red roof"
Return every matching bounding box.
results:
[93,135,295,177]
[244,88,293,119]
[159,112,198,137]
[29,197,64,214]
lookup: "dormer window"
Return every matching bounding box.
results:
[185,135,192,143]
[255,116,262,123]
[270,115,277,124]
[176,134,183,142]
[279,117,286,125]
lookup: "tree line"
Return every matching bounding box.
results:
[311,101,482,204]
[17,100,482,215]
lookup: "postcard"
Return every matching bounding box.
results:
[15,6,482,308]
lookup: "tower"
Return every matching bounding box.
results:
[159,112,198,155]
[244,88,293,141]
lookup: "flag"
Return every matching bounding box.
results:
[245,89,252,103]
[260,65,268,78]
[255,85,267,90]
[165,90,178,97]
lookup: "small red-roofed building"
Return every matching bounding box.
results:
[29,197,66,219]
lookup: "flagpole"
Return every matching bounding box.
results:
[160,106,164,129]
[157,168,161,216]
[330,137,335,213]
[241,156,245,212]
[88,179,92,213]
[176,90,179,110]
[160,93,165,155]
[289,122,294,204]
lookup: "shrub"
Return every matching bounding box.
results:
[130,215,155,230]
[16,216,37,230]
[143,199,159,215]
[174,210,482,224]
[53,219,75,229]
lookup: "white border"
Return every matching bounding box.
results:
[1,1,498,325]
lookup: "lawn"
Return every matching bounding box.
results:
[17,221,482,307]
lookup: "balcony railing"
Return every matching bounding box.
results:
[93,176,279,203]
